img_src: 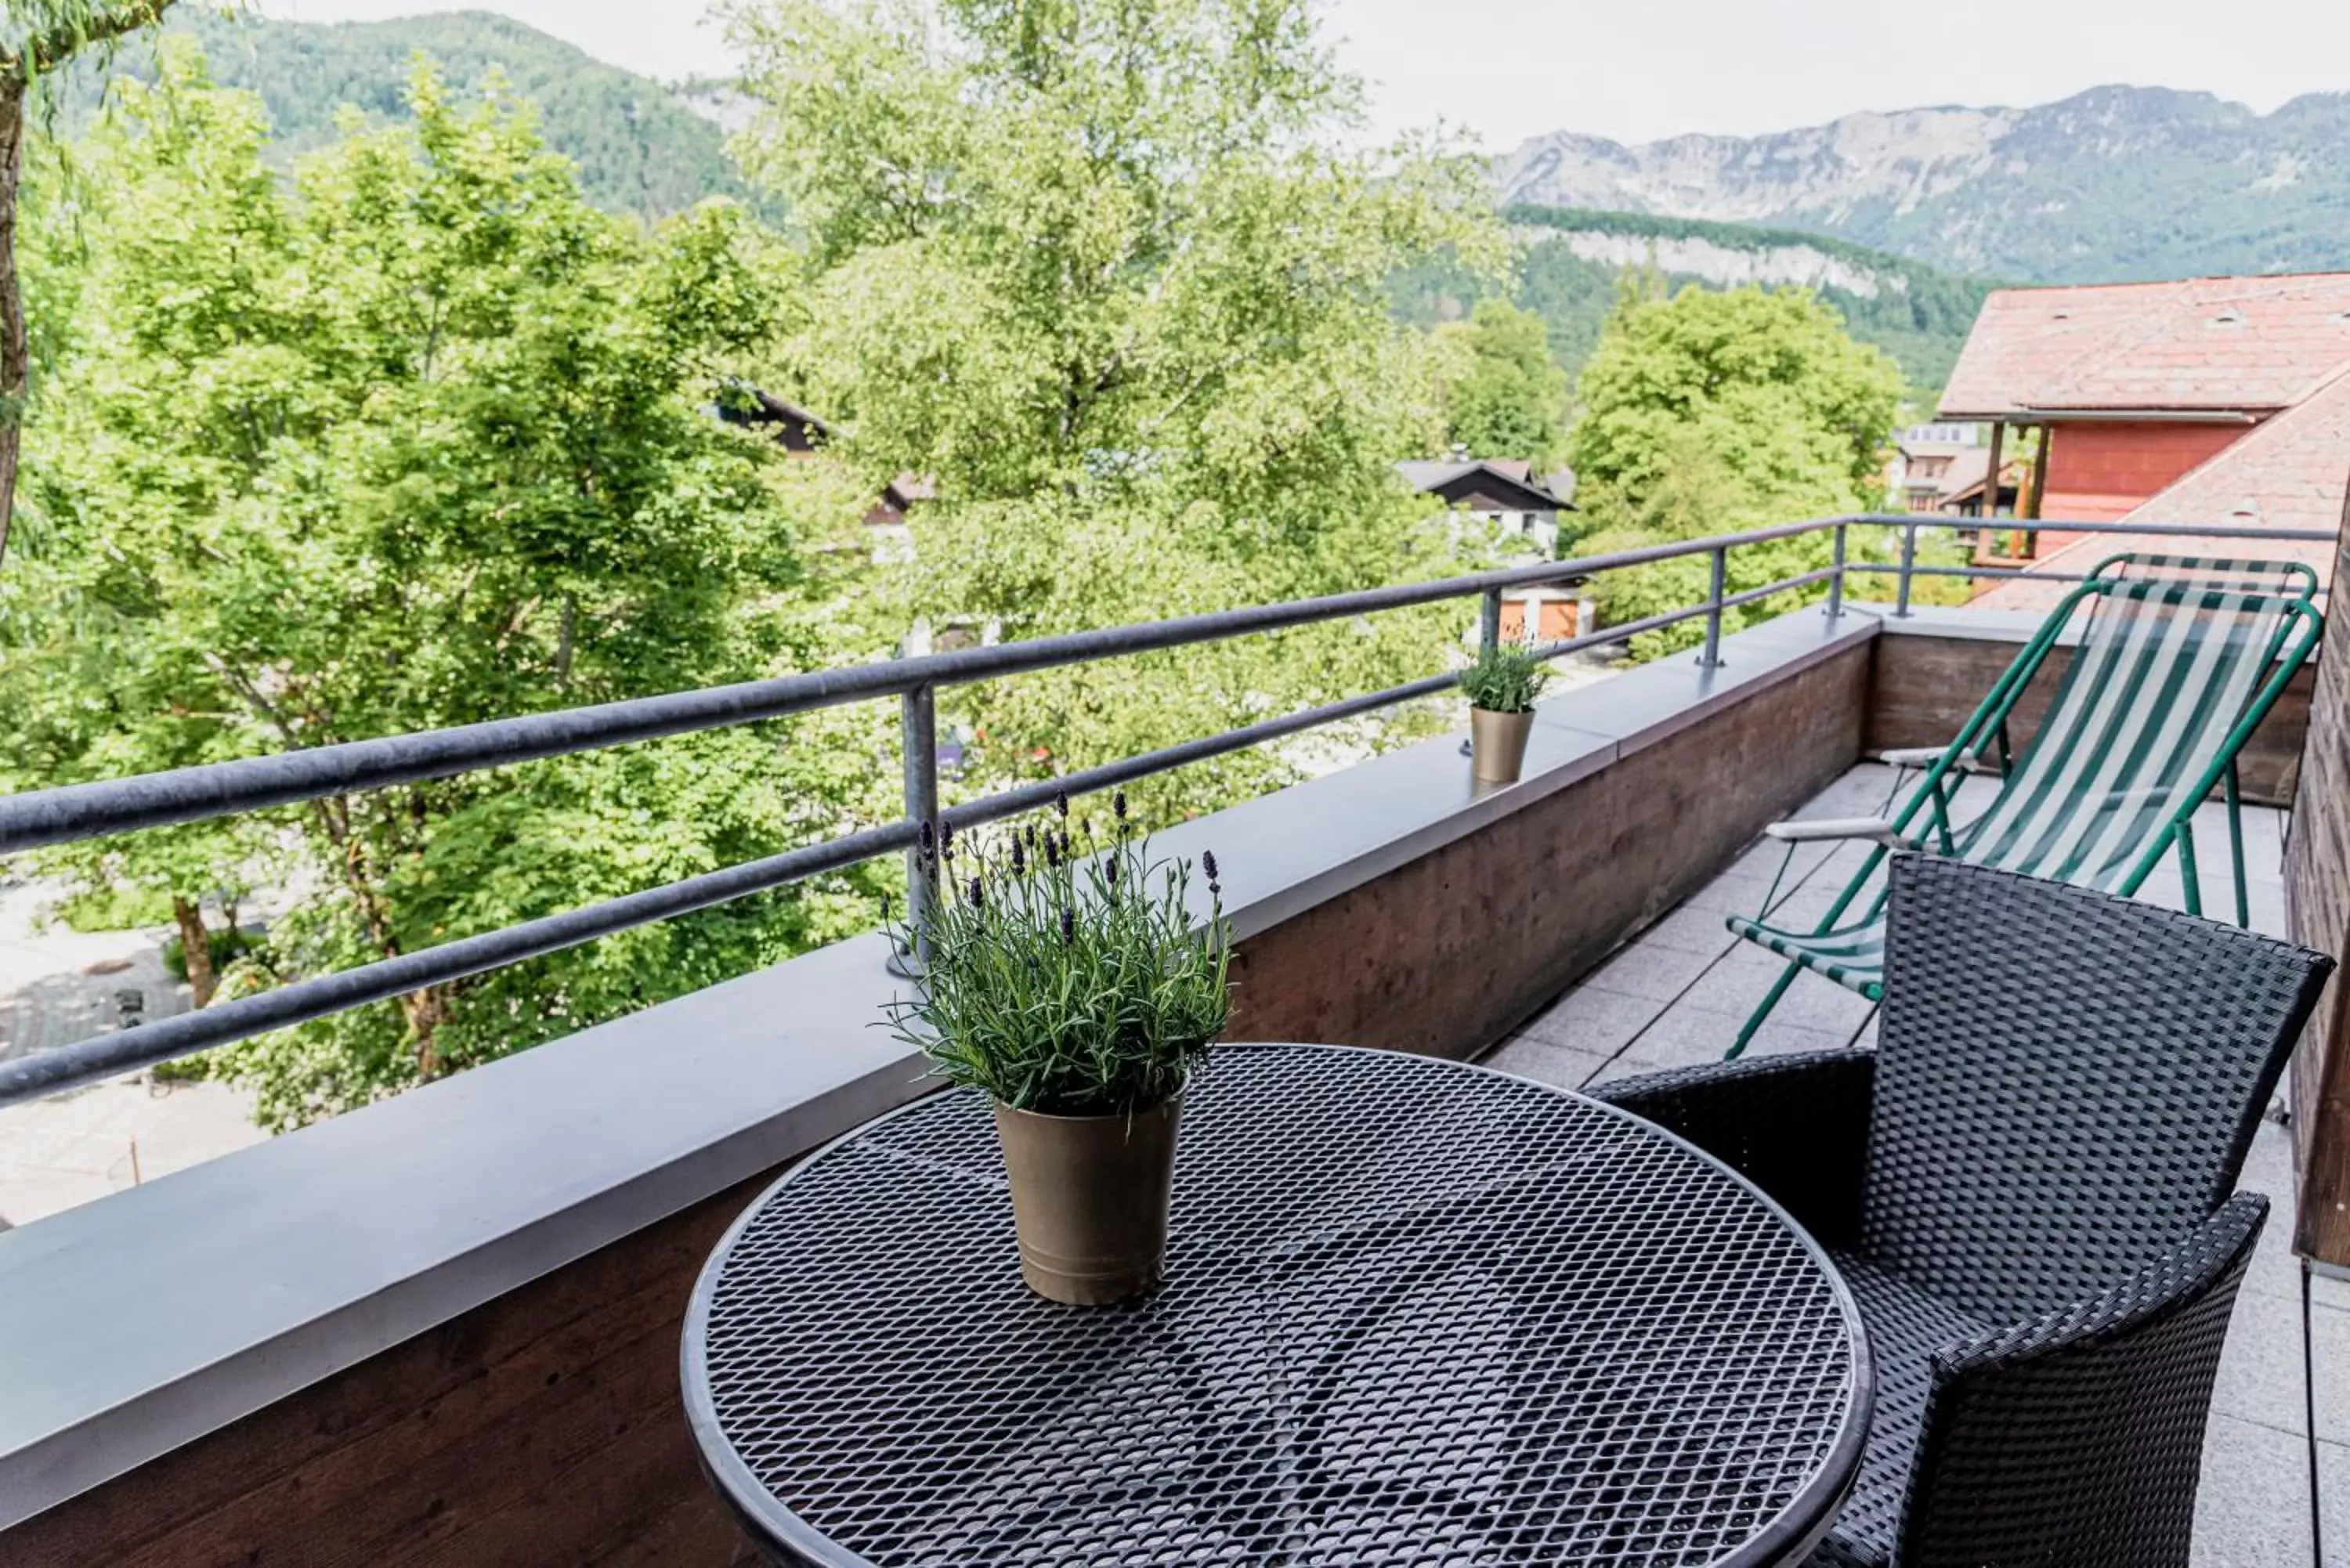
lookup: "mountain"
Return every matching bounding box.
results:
[1394,206,1994,396]
[72,10,757,224]
[1497,86,2350,284]
[74,15,1994,390]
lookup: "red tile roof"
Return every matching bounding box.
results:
[1973,367,2350,610]
[1940,273,2350,418]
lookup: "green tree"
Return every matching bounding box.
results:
[2,46,884,1126]
[0,0,181,573]
[1566,284,1906,656]
[723,0,1506,820]
[1430,298,1568,466]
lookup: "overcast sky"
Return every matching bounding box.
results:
[268,0,2350,150]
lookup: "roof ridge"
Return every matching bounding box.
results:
[1987,269,2350,299]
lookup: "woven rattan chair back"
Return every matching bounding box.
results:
[1863,854,2331,1322]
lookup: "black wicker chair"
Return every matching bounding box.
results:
[1593,854,2333,1568]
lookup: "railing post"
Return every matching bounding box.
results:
[1894,520,1918,619]
[892,684,938,977]
[1479,587,1502,656]
[1826,523,1847,620]
[1697,546,1727,670]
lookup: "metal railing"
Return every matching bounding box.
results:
[0,512,2330,1106]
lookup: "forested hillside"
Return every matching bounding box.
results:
[1394,205,1994,399]
[67,9,756,223]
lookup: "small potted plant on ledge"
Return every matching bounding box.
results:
[1461,635,1549,784]
[885,792,1231,1306]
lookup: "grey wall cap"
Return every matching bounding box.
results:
[1532,606,1874,757]
[0,934,931,1531]
[0,603,1880,1530]
[1855,601,2082,645]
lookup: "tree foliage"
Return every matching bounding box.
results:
[1,45,885,1126]
[1427,298,1567,466]
[0,0,182,572]
[1390,204,1993,402]
[723,0,1507,821]
[1566,283,1907,656]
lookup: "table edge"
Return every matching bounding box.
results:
[678,1041,1877,1568]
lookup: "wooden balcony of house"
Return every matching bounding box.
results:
[0,521,2344,1566]
[1969,522,2041,569]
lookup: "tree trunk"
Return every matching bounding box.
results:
[0,73,27,574]
[172,896,218,1009]
[401,988,451,1080]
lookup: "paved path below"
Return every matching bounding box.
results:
[0,880,264,1230]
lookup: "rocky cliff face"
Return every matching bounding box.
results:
[1515,226,1904,296]
[1498,87,2350,283]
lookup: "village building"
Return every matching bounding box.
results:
[1397,457,1589,641]
[1937,271,2350,605]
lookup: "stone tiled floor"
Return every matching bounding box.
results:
[1482,762,2336,1566]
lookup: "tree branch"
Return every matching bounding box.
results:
[8,0,178,79]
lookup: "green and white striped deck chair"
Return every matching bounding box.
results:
[1723,551,2323,1059]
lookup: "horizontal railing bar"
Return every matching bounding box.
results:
[1849,562,2334,591]
[1514,565,1841,667]
[1716,565,1842,612]
[3,583,1755,1103]
[1848,562,2098,584]
[940,678,1465,836]
[942,560,1849,847]
[0,525,1835,855]
[0,821,917,1107]
[0,674,1485,1107]
[0,509,2326,1104]
[1828,513,2335,542]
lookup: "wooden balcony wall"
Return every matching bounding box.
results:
[2286,533,2350,1266]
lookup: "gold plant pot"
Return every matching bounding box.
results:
[1470,706,1535,784]
[992,1097,1183,1306]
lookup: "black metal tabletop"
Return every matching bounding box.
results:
[684,1044,1871,1567]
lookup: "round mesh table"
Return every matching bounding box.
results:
[684,1044,1871,1567]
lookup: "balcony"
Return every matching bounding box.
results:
[0,519,2341,1565]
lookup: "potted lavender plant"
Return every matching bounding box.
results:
[1461,635,1549,784]
[885,792,1231,1306]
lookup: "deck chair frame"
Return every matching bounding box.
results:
[1725,552,2323,1059]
